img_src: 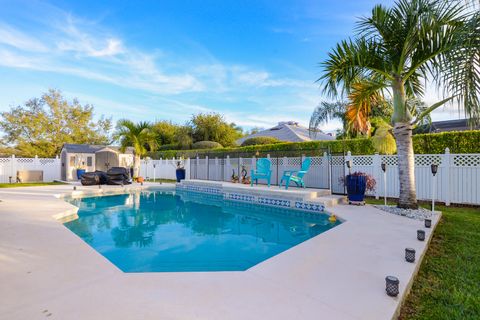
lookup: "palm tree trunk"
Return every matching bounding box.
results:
[393,122,418,209]
[133,154,141,178]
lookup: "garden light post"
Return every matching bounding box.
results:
[431,164,438,212]
[381,162,387,206]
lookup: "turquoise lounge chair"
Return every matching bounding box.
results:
[280,157,311,189]
[250,158,272,187]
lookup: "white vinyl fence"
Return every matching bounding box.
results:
[142,148,480,206]
[0,155,61,183]
[139,158,191,181]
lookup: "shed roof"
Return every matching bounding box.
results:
[61,144,134,154]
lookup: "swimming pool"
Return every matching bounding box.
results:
[64,190,340,272]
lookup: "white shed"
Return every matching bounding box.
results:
[60,144,134,181]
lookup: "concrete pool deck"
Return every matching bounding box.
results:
[0,182,440,320]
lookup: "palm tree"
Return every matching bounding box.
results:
[309,101,351,138]
[318,0,479,208]
[114,120,157,178]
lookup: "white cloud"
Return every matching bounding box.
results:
[0,23,48,52]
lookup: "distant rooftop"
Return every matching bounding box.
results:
[414,119,480,134]
[237,121,335,145]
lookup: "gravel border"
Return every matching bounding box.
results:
[374,205,436,220]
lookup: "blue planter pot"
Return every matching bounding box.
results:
[176,169,186,182]
[346,175,367,202]
[76,169,86,179]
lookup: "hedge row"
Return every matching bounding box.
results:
[148,130,480,159]
[412,130,480,154]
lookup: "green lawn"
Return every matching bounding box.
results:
[366,198,480,319]
[0,182,67,188]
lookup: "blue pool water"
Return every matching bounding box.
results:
[64,190,340,272]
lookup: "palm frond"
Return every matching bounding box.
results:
[318,38,392,98]
[309,101,347,138]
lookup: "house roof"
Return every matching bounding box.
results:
[236,121,335,145]
[61,144,134,154]
[414,119,480,134]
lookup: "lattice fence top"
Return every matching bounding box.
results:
[240,158,254,165]
[311,157,323,166]
[381,156,398,166]
[0,158,11,164]
[453,154,480,167]
[17,158,34,163]
[39,159,57,165]
[330,156,345,166]
[286,157,302,166]
[415,155,442,166]
[352,156,373,166]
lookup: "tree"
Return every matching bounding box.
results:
[114,120,157,177]
[310,79,392,139]
[0,89,111,157]
[191,113,242,147]
[174,125,193,149]
[318,0,479,208]
[309,101,351,138]
[152,121,178,145]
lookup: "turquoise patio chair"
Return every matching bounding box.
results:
[279,157,311,189]
[250,158,272,187]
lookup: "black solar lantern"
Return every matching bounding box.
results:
[346,160,352,169]
[381,162,386,172]
[431,164,438,176]
[417,229,425,241]
[346,160,352,175]
[385,276,399,297]
[425,219,432,228]
[405,248,416,263]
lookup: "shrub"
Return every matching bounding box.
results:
[158,143,179,151]
[412,130,480,154]
[191,141,223,149]
[241,136,281,146]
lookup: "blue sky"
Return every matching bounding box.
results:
[0,0,464,132]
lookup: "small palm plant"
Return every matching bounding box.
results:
[317,0,479,208]
[114,120,157,178]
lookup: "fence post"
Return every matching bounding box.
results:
[34,155,39,170]
[195,153,200,179]
[345,151,352,174]
[238,156,242,179]
[206,155,209,180]
[324,152,330,190]
[443,148,451,206]
[185,158,190,180]
[373,153,381,199]
[55,155,60,181]
[11,154,16,183]
[225,155,230,182]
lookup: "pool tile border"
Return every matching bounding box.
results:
[177,181,326,213]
